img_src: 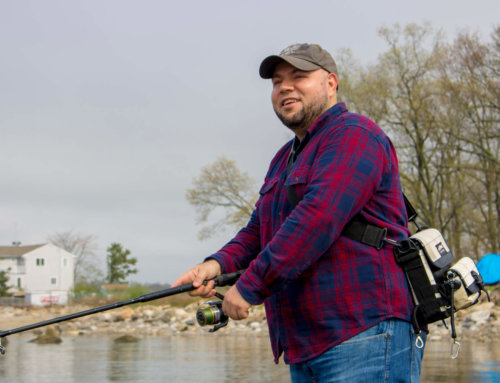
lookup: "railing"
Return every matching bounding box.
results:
[0,296,26,307]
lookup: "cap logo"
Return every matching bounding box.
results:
[280,44,305,56]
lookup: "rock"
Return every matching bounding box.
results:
[101,313,113,322]
[173,308,190,319]
[466,310,491,326]
[117,308,135,321]
[142,309,155,318]
[184,318,195,326]
[184,303,199,314]
[171,322,189,332]
[469,301,495,313]
[29,327,62,344]
[114,334,140,343]
[249,321,262,330]
[64,330,85,337]
[158,309,175,323]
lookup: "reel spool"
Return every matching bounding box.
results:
[196,300,228,332]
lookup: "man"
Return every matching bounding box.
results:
[173,43,425,382]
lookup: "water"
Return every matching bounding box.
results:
[421,338,500,383]
[0,334,289,383]
[0,334,499,382]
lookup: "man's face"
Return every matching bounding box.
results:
[271,61,337,138]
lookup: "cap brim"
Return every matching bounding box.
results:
[259,55,322,79]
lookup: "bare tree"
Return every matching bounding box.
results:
[47,231,102,284]
[340,24,457,225]
[338,23,499,257]
[439,27,500,255]
[186,157,258,240]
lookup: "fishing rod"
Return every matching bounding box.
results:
[0,269,245,355]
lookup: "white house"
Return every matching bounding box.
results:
[0,243,74,306]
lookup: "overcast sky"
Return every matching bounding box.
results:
[1,0,498,284]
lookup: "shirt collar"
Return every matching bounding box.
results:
[306,102,348,138]
[288,102,347,166]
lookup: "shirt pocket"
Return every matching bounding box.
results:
[284,167,310,205]
[257,178,281,222]
[259,177,278,196]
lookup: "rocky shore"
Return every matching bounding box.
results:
[0,301,269,341]
[1,289,498,343]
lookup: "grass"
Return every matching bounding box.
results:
[71,282,206,308]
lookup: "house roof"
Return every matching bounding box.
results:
[0,244,46,258]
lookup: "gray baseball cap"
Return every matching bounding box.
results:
[259,43,338,79]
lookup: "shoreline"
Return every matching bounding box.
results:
[1,293,499,342]
[0,302,269,340]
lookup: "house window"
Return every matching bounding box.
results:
[36,258,45,266]
[63,258,67,267]
[17,278,21,288]
[51,277,57,285]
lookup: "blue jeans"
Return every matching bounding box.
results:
[289,319,426,383]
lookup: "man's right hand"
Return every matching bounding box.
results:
[171,259,222,298]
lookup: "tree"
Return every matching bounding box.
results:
[370,24,456,231]
[338,23,494,258]
[338,23,500,258]
[47,231,102,284]
[106,243,138,284]
[186,157,258,240]
[0,269,12,297]
[439,28,500,255]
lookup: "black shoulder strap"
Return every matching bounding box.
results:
[342,216,388,250]
[404,194,418,224]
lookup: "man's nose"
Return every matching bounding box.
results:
[279,78,294,92]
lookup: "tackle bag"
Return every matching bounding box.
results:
[448,257,486,311]
[394,228,454,327]
[394,228,487,333]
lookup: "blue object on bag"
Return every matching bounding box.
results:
[477,253,500,285]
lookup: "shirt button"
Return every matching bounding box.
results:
[295,177,299,182]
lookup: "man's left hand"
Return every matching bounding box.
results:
[222,285,251,320]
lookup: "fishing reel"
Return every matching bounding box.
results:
[196,292,228,332]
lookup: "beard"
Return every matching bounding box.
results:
[274,95,330,134]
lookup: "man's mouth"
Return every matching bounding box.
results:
[282,98,299,107]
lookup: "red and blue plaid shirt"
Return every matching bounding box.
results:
[210,103,414,364]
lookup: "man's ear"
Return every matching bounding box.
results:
[327,72,338,98]
[328,72,338,92]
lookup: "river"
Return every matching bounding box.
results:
[0,334,498,382]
